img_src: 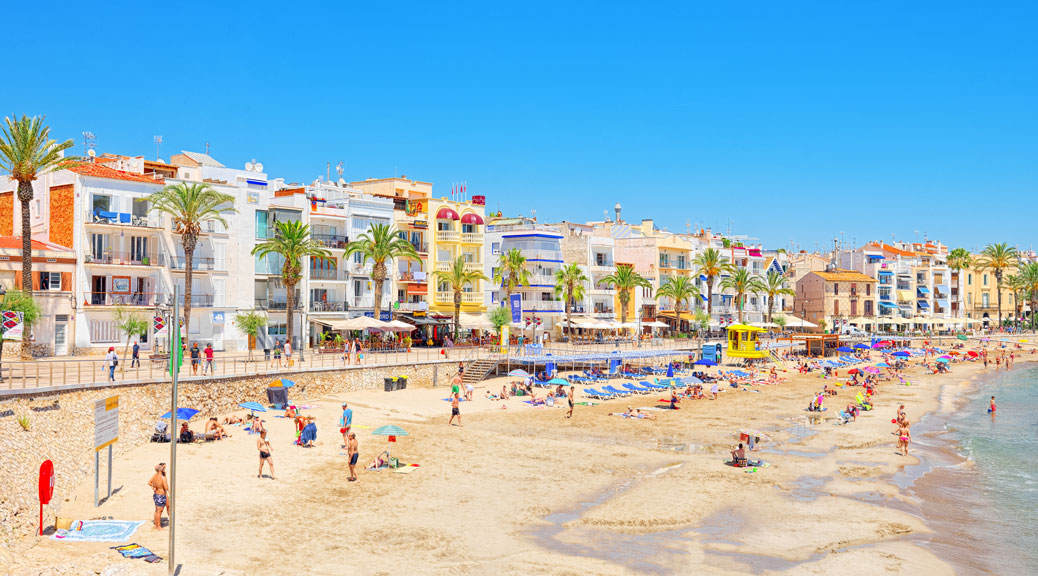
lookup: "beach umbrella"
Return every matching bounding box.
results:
[847,368,859,375]
[949,351,961,356]
[1019,339,1028,343]
[372,425,409,463]
[666,364,674,378]
[548,378,569,385]
[836,346,854,353]
[238,401,267,412]
[682,376,703,384]
[967,351,979,357]
[161,407,199,421]
[935,357,949,363]
[892,351,910,357]
[864,366,880,374]
[871,342,889,349]
[956,335,968,341]
[854,344,870,350]
[938,355,952,360]
[508,369,530,378]
[980,337,991,342]
[694,359,717,367]
[876,363,892,368]
[271,379,295,388]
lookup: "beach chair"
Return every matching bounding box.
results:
[583,388,613,399]
[640,381,666,390]
[622,383,651,394]
[602,385,630,397]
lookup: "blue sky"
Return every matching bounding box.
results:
[6,1,1036,252]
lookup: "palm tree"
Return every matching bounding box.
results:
[252,220,330,352]
[1021,263,1038,331]
[433,255,488,339]
[693,248,727,315]
[493,248,530,301]
[719,268,765,323]
[977,243,1019,327]
[149,182,236,336]
[553,263,589,337]
[656,276,700,333]
[1006,273,1026,329]
[598,264,651,324]
[0,115,76,290]
[947,248,972,318]
[761,269,795,322]
[345,223,419,322]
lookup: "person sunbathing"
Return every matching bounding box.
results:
[485,390,500,400]
[367,450,390,470]
[730,443,747,466]
[252,417,266,435]
[284,406,297,419]
[634,409,656,420]
[223,415,243,425]
[205,418,228,440]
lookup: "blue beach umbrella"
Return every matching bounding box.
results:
[271,379,295,388]
[161,407,199,421]
[666,364,674,378]
[694,359,717,367]
[836,346,855,353]
[548,378,569,385]
[239,401,267,412]
[876,363,892,368]
[935,357,949,363]
[854,344,870,350]
[892,351,910,357]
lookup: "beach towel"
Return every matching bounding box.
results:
[111,543,162,563]
[52,520,145,542]
[394,466,418,474]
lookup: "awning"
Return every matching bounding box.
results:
[897,290,913,302]
[405,284,427,295]
[699,275,708,282]
[460,213,484,225]
[917,287,930,294]
[459,313,493,329]
[878,301,899,309]
[917,301,930,308]
[400,314,440,326]
[936,299,950,308]
[877,270,893,276]
[315,317,390,331]
[436,207,459,220]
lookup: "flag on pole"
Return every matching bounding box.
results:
[169,319,183,376]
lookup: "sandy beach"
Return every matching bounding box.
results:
[7,344,1033,575]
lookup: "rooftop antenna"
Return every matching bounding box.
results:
[205,142,210,155]
[81,131,96,157]
[154,135,162,161]
[336,162,344,178]
[327,162,331,182]
[603,209,609,222]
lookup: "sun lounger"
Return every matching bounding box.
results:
[622,383,651,393]
[583,388,613,399]
[602,385,630,397]
[640,381,667,390]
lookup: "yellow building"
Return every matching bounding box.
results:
[349,177,487,324]
[962,261,1019,325]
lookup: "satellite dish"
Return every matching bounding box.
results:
[254,163,263,173]
[87,149,96,158]
[338,178,347,186]
[245,162,254,171]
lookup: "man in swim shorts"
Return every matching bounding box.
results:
[347,432,359,482]
[566,386,575,419]
[148,463,169,529]
[449,393,462,426]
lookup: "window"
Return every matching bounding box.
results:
[866,284,871,296]
[967,273,972,286]
[255,210,269,239]
[91,194,111,214]
[982,293,990,307]
[833,283,839,295]
[834,301,840,315]
[40,272,62,291]
[89,319,119,343]
[983,275,988,286]
[462,223,476,234]
[865,301,873,315]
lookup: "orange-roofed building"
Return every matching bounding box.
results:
[795,269,877,332]
[0,236,77,355]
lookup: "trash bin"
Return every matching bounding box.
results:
[263,348,271,362]
[398,376,408,390]
[384,377,397,392]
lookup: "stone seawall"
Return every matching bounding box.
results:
[0,360,450,542]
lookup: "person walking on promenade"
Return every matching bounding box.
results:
[131,341,140,368]
[203,343,215,375]
[103,347,118,382]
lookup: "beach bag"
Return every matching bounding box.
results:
[54,517,73,530]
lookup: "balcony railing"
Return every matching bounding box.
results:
[434,261,481,273]
[310,268,349,281]
[460,232,483,244]
[169,257,220,271]
[397,272,429,283]
[397,301,429,312]
[310,301,348,312]
[437,230,460,243]
[85,292,161,307]
[410,242,428,253]
[435,292,483,304]
[313,233,349,249]
[88,211,160,229]
[256,299,302,311]
[346,261,374,275]
[85,252,165,267]
[523,300,565,312]
[177,294,215,307]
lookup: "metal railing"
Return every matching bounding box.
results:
[0,338,704,392]
[87,213,159,228]
[310,268,349,281]
[255,299,302,311]
[85,252,165,267]
[85,292,162,307]
[310,301,348,312]
[313,234,349,249]
[169,257,220,271]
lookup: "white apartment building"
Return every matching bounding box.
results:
[555,222,619,321]
[839,240,955,324]
[484,220,566,332]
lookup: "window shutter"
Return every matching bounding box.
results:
[32,272,42,291]
[14,273,22,290]
[61,272,72,291]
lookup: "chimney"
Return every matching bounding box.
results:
[614,202,622,223]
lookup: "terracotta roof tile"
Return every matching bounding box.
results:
[814,269,877,282]
[66,162,165,185]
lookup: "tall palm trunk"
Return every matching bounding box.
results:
[737,293,745,323]
[285,280,296,352]
[18,181,33,292]
[181,233,197,339]
[706,277,714,314]
[372,261,386,321]
[453,291,461,339]
[767,298,774,323]
[619,290,629,324]
[675,303,683,333]
[995,271,1003,327]
[565,288,573,338]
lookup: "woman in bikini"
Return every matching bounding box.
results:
[257,430,275,479]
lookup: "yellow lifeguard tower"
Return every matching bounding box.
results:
[726,324,768,359]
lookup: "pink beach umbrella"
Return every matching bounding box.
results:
[863,366,881,374]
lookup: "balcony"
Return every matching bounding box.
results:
[437,230,459,243]
[523,300,565,312]
[169,257,221,272]
[85,252,165,267]
[347,295,394,309]
[435,292,483,304]
[397,301,430,312]
[346,261,374,275]
[590,287,615,295]
[87,211,160,229]
[256,299,302,311]
[310,268,349,281]
[310,301,348,312]
[460,232,483,244]
[435,261,482,273]
[313,233,349,249]
[85,292,162,307]
[410,242,428,253]
[176,294,215,307]
[397,272,429,283]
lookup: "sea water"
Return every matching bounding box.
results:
[917,365,1038,574]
